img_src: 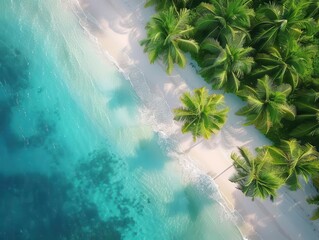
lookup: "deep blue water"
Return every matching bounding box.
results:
[0,1,243,239]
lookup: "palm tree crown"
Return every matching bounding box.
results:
[230,147,284,201]
[290,89,319,140]
[266,139,319,190]
[304,0,319,19]
[140,7,199,74]
[307,195,319,220]
[199,35,254,92]
[237,75,296,133]
[252,1,315,49]
[144,0,174,10]
[252,42,310,89]
[195,0,255,45]
[145,0,205,11]
[173,87,228,141]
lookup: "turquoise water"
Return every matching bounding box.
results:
[0,1,243,239]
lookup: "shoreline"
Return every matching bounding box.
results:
[73,0,319,239]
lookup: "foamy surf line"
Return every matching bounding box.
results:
[68,0,250,239]
[65,0,319,239]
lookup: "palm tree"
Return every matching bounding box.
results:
[290,90,319,141]
[173,87,228,141]
[266,139,319,190]
[198,35,254,92]
[195,0,255,45]
[144,0,205,10]
[140,7,199,74]
[252,42,310,89]
[307,0,319,19]
[252,1,315,50]
[230,147,284,201]
[307,195,319,220]
[289,0,319,19]
[237,75,296,133]
[144,0,173,10]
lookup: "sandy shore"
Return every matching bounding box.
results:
[72,0,319,239]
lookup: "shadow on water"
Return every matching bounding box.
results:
[108,81,140,114]
[0,7,152,239]
[167,183,214,221]
[127,134,169,171]
[0,40,141,237]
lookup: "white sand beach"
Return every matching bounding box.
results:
[72,0,319,239]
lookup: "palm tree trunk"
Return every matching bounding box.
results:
[177,138,204,154]
[213,164,233,180]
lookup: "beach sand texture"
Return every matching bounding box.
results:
[73,0,319,239]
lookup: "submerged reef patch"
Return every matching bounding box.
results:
[0,148,145,239]
[0,40,29,91]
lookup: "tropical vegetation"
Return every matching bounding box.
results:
[144,0,206,10]
[290,89,319,145]
[198,35,254,92]
[266,139,319,190]
[140,7,199,74]
[142,0,319,220]
[173,87,228,141]
[230,147,283,201]
[236,75,295,133]
[252,42,310,89]
[307,195,319,220]
[195,0,255,45]
[251,1,316,50]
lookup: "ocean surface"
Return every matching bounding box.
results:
[0,1,243,239]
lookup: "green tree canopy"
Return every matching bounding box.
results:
[237,75,296,133]
[140,7,199,74]
[199,35,254,92]
[230,147,284,201]
[266,139,319,190]
[173,87,228,141]
[252,42,311,89]
[307,195,319,220]
[195,0,255,45]
[144,0,206,10]
[290,90,319,141]
[252,1,316,49]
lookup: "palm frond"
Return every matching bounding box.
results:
[230,147,283,200]
[141,7,198,74]
[173,87,228,141]
[236,75,295,133]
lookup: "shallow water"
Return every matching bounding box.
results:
[0,1,243,239]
